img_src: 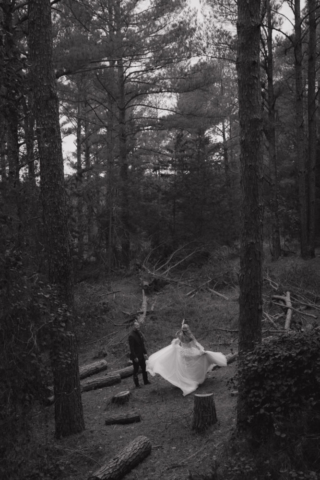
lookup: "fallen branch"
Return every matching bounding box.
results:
[272,292,293,329]
[263,312,279,329]
[272,302,317,320]
[208,287,229,300]
[137,289,147,325]
[264,273,279,291]
[186,279,213,297]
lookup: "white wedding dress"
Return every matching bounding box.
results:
[146,338,227,396]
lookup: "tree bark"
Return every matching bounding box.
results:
[307,0,317,258]
[88,435,152,480]
[192,393,217,432]
[266,0,281,261]
[236,0,263,430]
[114,1,131,268]
[294,0,309,258]
[28,0,85,438]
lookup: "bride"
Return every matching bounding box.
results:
[146,321,227,396]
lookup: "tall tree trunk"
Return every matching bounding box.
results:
[106,0,116,275]
[236,0,263,430]
[267,0,281,260]
[307,0,317,257]
[28,0,85,439]
[115,0,130,268]
[84,97,93,257]
[76,97,84,264]
[294,0,309,258]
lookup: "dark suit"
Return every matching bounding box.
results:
[128,328,150,386]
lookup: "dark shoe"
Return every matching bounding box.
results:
[142,372,150,385]
[134,376,140,388]
[135,384,141,388]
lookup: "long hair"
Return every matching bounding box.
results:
[176,323,195,343]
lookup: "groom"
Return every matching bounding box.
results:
[128,320,151,388]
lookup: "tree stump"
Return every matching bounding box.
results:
[104,411,141,426]
[192,393,217,432]
[81,374,121,392]
[88,435,152,480]
[111,391,131,405]
[79,359,108,380]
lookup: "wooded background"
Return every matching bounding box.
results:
[2,0,319,279]
[1,0,320,478]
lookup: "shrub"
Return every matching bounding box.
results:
[239,330,320,428]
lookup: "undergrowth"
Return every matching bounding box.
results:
[221,329,320,480]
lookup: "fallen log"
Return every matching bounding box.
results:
[104,411,140,425]
[81,373,121,392]
[88,435,152,480]
[208,287,229,301]
[192,393,217,432]
[111,391,131,405]
[110,366,141,379]
[79,359,108,380]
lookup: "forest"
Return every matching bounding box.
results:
[1,0,320,479]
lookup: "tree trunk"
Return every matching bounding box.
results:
[28,0,85,439]
[307,0,317,258]
[88,436,152,480]
[294,0,309,258]
[192,393,217,432]
[267,0,281,261]
[76,96,84,264]
[115,2,130,268]
[236,0,263,430]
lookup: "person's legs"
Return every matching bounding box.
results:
[133,361,140,387]
[140,357,151,385]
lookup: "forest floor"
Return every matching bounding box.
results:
[30,252,320,480]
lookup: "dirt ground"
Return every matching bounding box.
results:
[36,255,320,480]
[47,276,239,480]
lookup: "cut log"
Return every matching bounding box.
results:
[104,411,141,425]
[192,393,217,432]
[111,366,141,379]
[81,374,121,393]
[88,435,152,480]
[112,391,131,405]
[79,360,108,380]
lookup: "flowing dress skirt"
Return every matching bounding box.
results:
[146,339,227,396]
